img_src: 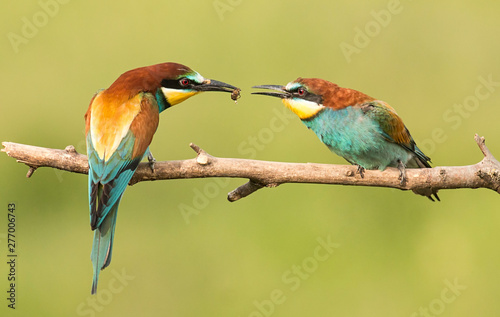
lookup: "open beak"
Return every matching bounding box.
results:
[252,85,290,99]
[195,79,239,92]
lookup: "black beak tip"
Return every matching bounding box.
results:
[199,79,239,92]
[216,80,238,89]
[252,84,288,99]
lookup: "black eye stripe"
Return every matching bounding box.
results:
[161,79,183,89]
[289,87,323,104]
[161,78,194,89]
[305,94,323,104]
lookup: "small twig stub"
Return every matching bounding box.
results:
[2,135,500,201]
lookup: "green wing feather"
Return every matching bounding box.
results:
[360,100,431,167]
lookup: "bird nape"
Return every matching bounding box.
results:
[252,77,440,201]
[85,62,239,294]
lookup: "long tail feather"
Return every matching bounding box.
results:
[91,203,119,294]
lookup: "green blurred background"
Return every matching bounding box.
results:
[1,1,500,316]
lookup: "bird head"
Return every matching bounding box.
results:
[106,62,239,112]
[157,63,239,108]
[253,78,373,119]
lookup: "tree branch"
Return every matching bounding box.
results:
[2,134,500,201]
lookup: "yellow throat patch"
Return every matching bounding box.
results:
[161,87,199,106]
[282,98,324,120]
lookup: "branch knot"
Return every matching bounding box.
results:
[65,145,77,154]
[2,135,500,202]
[190,143,213,166]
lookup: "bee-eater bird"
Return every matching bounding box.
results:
[253,78,439,201]
[85,62,239,294]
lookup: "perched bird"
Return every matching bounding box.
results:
[85,62,238,294]
[253,78,439,201]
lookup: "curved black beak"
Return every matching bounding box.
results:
[195,79,239,92]
[252,85,290,99]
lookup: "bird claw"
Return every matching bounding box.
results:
[147,152,156,173]
[397,160,406,185]
[356,165,365,178]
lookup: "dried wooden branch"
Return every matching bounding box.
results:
[2,134,499,201]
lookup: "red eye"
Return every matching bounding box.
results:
[297,88,305,96]
[180,78,190,87]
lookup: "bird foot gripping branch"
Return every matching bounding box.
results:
[3,62,500,297]
[83,62,240,294]
[2,69,500,317]
[2,134,500,200]
[252,78,444,201]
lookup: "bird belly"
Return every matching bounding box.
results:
[303,107,414,170]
